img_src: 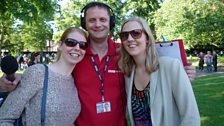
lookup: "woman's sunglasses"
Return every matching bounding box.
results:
[119,29,144,42]
[64,38,88,50]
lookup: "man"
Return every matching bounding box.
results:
[17,54,25,70]
[205,51,213,72]
[212,51,218,72]
[0,2,196,126]
[28,52,40,67]
[73,2,126,126]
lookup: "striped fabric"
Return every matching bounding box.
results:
[131,81,152,126]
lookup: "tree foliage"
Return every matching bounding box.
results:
[0,0,60,57]
[0,0,59,22]
[53,0,86,42]
[122,0,161,36]
[154,0,224,50]
[1,0,223,56]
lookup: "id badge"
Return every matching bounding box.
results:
[96,101,111,114]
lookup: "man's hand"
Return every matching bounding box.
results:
[184,62,196,81]
[0,74,21,92]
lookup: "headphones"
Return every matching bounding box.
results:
[80,2,116,30]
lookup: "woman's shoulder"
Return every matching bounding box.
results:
[18,64,46,92]
[28,63,44,69]
[158,56,183,72]
[23,64,45,77]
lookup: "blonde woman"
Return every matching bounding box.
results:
[0,27,88,125]
[119,17,200,126]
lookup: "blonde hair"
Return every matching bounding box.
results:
[56,27,87,61]
[118,17,159,77]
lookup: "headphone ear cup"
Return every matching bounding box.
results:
[110,15,116,30]
[80,15,86,30]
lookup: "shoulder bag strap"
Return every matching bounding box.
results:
[41,64,49,126]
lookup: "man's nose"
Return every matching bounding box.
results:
[95,20,101,27]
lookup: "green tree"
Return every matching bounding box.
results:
[154,0,224,49]
[21,21,53,52]
[122,0,161,36]
[0,0,59,58]
[53,0,85,42]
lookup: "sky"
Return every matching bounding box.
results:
[59,0,70,7]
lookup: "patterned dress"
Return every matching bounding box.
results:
[131,81,152,126]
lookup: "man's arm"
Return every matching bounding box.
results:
[184,62,196,81]
[0,74,21,92]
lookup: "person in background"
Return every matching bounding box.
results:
[17,54,25,70]
[28,52,40,67]
[118,17,200,126]
[205,51,213,72]
[39,53,43,64]
[0,27,87,125]
[45,53,50,64]
[198,51,204,71]
[220,51,223,57]
[0,2,196,126]
[212,51,218,72]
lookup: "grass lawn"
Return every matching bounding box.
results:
[192,74,224,126]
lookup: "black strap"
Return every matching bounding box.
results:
[90,56,109,102]
[41,64,48,126]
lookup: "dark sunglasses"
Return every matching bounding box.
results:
[119,29,144,42]
[64,38,88,50]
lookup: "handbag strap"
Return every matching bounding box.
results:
[41,64,48,126]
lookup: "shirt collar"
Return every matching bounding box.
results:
[85,35,117,56]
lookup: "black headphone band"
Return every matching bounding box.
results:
[80,2,116,30]
[80,2,114,17]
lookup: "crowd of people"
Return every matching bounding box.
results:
[0,1,200,126]
[198,51,218,72]
[15,52,57,70]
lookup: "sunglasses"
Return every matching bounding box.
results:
[119,29,144,42]
[64,38,88,50]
